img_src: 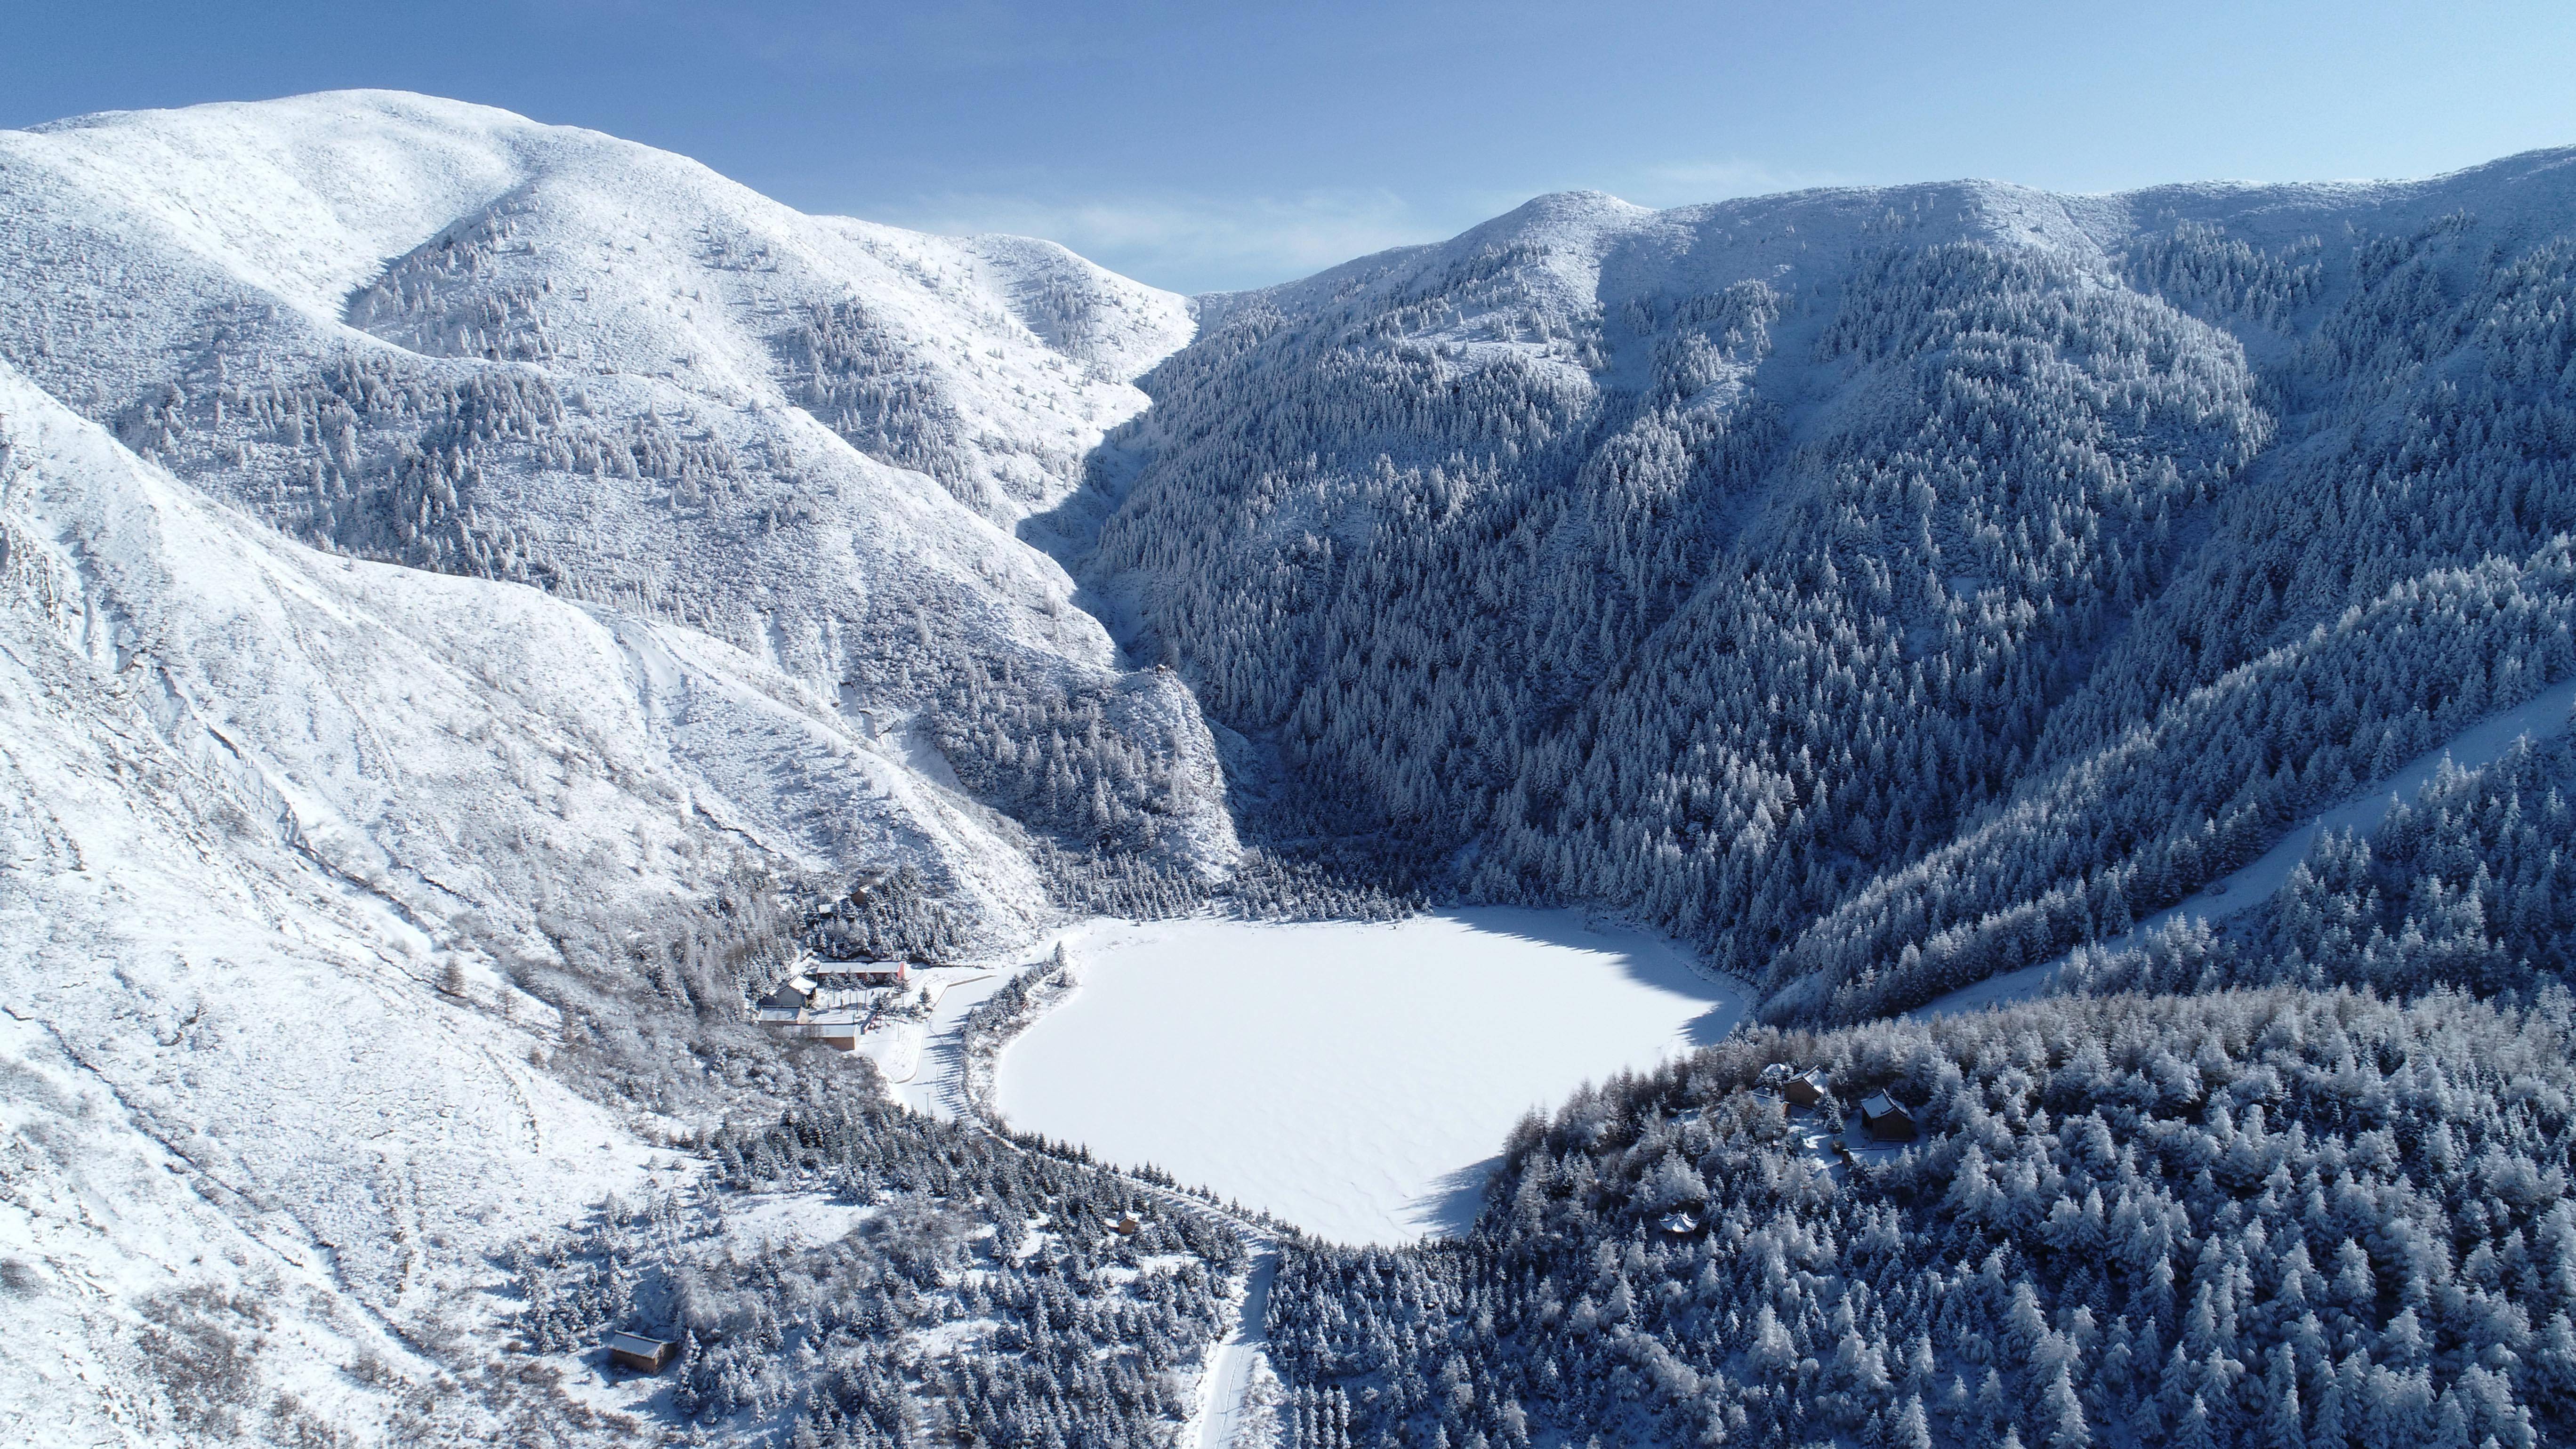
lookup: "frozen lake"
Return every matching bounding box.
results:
[995,908,1739,1245]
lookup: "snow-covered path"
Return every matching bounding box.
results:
[1914,676,2576,1017]
[1191,1245,1280,1449]
[892,965,1025,1117]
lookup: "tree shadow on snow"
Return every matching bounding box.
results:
[1680,1002,1741,1048]
[1443,904,1746,1021]
[1401,1155,1504,1240]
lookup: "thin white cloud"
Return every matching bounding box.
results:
[1602,157,1860,209]
[879,159,1858,294]
[882,188,1444,295]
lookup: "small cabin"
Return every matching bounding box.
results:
[754,1002,865,1051]
[804,1017,863,1052]
[755,974,818,1024]
[815,959,908,990]
[607,1332,675,1373]
[1859,1092,1918,1143]
[1757,1063,1830,1107]
[1113,1215,1141,1236]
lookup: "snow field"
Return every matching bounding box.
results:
[995,909,1739,1245]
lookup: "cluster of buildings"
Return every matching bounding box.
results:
[1756,1062,1918,1141]
[1662,1064,1923,1236]
[752,959,911,1052]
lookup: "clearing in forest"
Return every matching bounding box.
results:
[997,909,1738,1244]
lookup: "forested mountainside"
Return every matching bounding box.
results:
[0,344,1157,1441]
[1266,984,2576,1449]
[1260,733,2576,1448]
[1090,149,2576,1017]
[9,86,2576,1449]
[0,89,1235,917]
[0,350,1264,1444]
[1079,159,2576,1447]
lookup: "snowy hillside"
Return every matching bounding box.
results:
[0,90,1234,896]
[1089,145,2576,1017]
[0,359,715,1441]
[0,91,1229,1447]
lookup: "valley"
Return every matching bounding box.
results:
[3,87,2574,1449]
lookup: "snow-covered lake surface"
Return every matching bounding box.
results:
[996,908,1739,1245]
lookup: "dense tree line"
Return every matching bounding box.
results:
[1772,538,2576,1023]
[1030,842,1425,923]
[513,1098,1248,1448]
[1262,985,2576,1448]
[1776,214,2576,1022]
[2060,732,2576,1003]
[1089,190,2576,1022]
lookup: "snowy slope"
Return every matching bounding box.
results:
[0,340,1055,1437]
[0,368,653,1440]
[0,90,1191,521]
[0,93,1234,1442]
[0,90,1233,895]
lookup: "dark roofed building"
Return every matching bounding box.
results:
[1859,1092,1918,1142]
[607,1332,675,1373]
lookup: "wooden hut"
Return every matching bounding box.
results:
[1859,1092,1918,1143]
[607,1332,675,1373]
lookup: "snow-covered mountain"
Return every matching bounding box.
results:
[9,85,2576,1449]
[0,90,1228,1444]
[1083,151,2576,1449]
[1091,146,2576,1020]
[0,91,1234,915]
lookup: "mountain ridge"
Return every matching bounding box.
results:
[6,89,2576,1449]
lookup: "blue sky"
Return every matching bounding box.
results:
[8,1,2572,293]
